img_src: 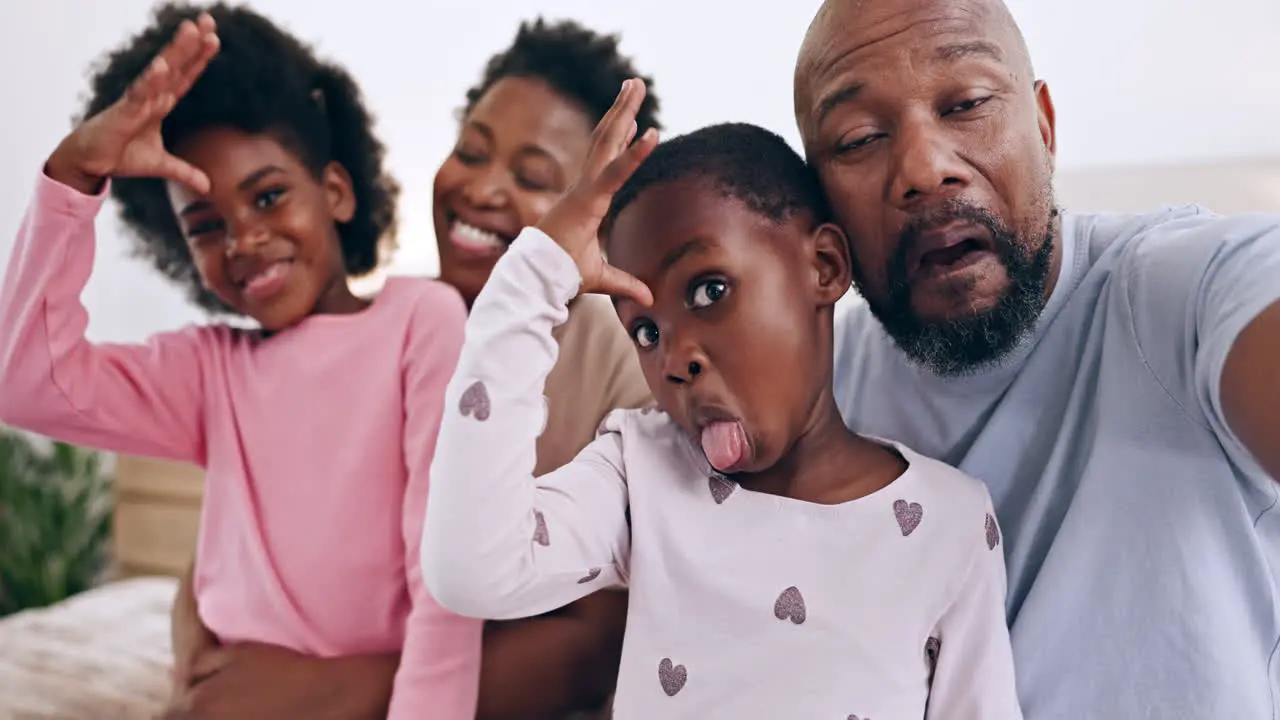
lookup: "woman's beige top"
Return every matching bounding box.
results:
[112,292,651,576]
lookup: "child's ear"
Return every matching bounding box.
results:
[811,222,853,307]
[322,161,356,224]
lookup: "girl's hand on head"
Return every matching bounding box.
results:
[536,78,659,306]
[46,13,219,196]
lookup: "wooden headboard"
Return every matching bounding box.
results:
[112,455,204,578]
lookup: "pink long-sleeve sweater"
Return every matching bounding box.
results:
[0,172,483,719]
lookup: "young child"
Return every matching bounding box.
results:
[0,6,481,718]
[423,80,1024,719]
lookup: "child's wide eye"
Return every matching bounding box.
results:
[255,188,285,210]
[689,279,729,309]
[632,322,659,349]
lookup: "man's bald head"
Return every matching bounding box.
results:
[791,0,1060,376]
[795,0,1034,137]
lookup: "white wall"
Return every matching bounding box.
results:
[1,0,1277,342]
[1058,157,1280,215]
[1011,0,1280,170]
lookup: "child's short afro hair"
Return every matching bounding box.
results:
[604,122,831,235]
[82,2,399,314]
[464,17,661,138]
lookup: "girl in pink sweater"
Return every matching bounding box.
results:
[0,7,480,719]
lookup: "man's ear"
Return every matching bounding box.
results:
[1034,79,1057,164]
[322,161,356,223]
[812,222,853,307]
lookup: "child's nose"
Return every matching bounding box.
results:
[224,223,270,256]
[662,335,708,386]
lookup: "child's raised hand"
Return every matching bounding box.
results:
[46,14,219,196]
[536,78,659,306]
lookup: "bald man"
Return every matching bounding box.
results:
[796,0,1280,717]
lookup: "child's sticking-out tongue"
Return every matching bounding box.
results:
[701,420,748,472]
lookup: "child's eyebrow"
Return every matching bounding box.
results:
[660,238,712,272]
[179,200,211,218]
[237,165,287,191]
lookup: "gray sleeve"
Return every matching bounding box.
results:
[1122,209,1280,470]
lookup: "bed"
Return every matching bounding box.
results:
[0,576,178,719]
[0,455,201,719]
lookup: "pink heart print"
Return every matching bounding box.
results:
[577,568,602,584]
[985,513,1001,550]
[894,499,923,536]
[708,474,735,504]
[658,658,687,696]
[458,381,491,421]
[773,586,807,625]
[532,510,550,546]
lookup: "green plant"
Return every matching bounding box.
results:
[0,428,113,617]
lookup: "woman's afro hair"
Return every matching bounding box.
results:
[464,17,661,137]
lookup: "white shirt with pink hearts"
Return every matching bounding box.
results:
[424,227,1024,720]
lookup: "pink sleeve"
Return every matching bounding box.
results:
[0,172,207,464]
[386,282,484,720]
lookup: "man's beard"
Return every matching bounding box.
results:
[855,198,1057,377]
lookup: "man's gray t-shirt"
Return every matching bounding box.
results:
[834,207,1280,718]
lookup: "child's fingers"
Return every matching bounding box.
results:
[579,80,632,180]
[116,25,216,134]
[604,83,646,157]
[621,120,638,150]
[535,79,649,254]
[194,11,217,37]
[155,19,204,89]
[156,153,211,195]
[122,54,171,113]
[171,18,220,99]
[596,81,640,152]
[170,36,219,100]
[592,127,659,199]
[583,79,646,182]
[598,265,654,307]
